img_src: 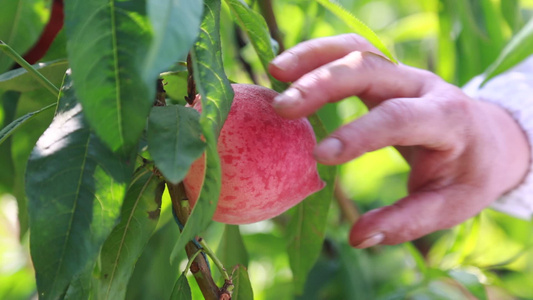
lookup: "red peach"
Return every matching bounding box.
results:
[183,84,325,224]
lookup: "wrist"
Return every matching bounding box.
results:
[476,100,530,196]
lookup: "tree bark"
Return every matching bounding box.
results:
[167,183,221,300]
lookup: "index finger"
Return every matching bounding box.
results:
[272,51,440,119]
[268,34,381,82]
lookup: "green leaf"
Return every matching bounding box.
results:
[126,221,184,300]
[294,248,341,300]
[169,273,192,300]
[147,105,205,184]
[145,0,203,79]
[170,0,234,263]
[0,42,60,97]
[42,28,68,62]
[0,90,19,194]
[479,0,505,49]
[232,266,254,300]
[0,59,68,93]
[482,18,533,86]
[25,73,134,300]
[64,266,93,300]
[337,243,374,299]
[447,269,488,300]
[452,0,507,84]
[453,0,483,84]
[64,0,202,152]
[382,13,438,43]
[0,0,46,73]
[315,0,397,63]
[287,113,336,294]
[9,88,57,239]
[217,225,249,270]
[63,0,151,151]
[404,242,428,275]
[160,71,189,104]
[224,0,287,92]
[436,1,456,82]
[501,0,521,33]
[96,168,165,300]
[417,267,486,298]
[0,102,55,146]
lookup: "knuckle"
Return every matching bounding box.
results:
[362,51,394,67]
[288,39,319,58]
[298,41,316,55]
[292,69,330,98]
[385,205,422,242]
[344,51,393,74]
[336,119,389,155]
[333,124,367,154]
[375,99,415,128]
[418,68,441,83]
[303,68,328,85]
[342,33,368,47]
[343,52,366,71]
[359,52,383,71]
[436,88,476,121]
[406,67,442,95]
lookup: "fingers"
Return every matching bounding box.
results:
[272,51,440,119]
[269,33,381,82]
[313,97,458,165]
[349,186,491,247]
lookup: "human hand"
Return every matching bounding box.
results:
[268,34,530,248]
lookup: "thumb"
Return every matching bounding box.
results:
[349,188,486,248]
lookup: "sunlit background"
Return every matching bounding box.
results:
[1,0,533,299]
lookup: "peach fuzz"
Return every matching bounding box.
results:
[183,84,325,224]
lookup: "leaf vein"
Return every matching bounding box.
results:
[49,132,92,293]
[104,171,154,299]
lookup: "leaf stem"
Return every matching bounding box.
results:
[199,238,230,281]
[184,249,204,277]
[257,0,285,53]
[0,102,57,146]
[0,40,60,97]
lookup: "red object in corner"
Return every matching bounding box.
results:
[21,0,64,65]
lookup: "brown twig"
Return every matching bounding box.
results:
[234,26,259,84]
[154,79,166,106]
[220,278,233,298]
[185,53,196,105]
[167,183,221,300]
[334,180,360,225]
[257,0,285,53]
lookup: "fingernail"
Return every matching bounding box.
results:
[273,88,302,108]
[271,52,297,70]
[314,138,343,161]
[354,233,385,248]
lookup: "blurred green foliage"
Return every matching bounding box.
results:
[1,0,533,299]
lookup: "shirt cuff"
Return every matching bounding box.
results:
[462,56,533,220]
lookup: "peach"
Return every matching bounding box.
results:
[183,84,325,224]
